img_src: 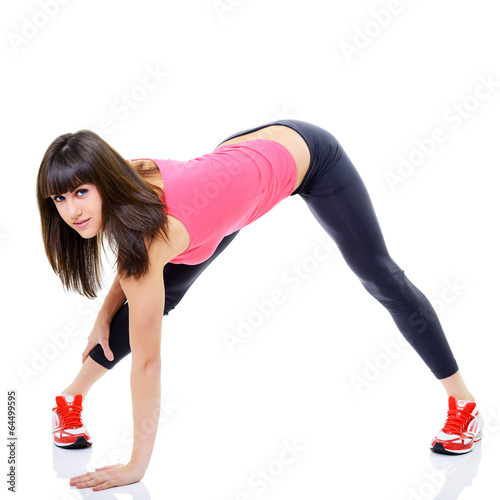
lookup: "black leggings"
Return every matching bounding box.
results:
[90,119,459,380]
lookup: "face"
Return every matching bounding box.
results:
[51,184,103,238]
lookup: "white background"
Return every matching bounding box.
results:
[1,0,500,498]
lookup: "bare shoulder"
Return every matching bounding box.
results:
[148,215,190,267]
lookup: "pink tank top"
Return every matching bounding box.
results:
[132,139,297,265]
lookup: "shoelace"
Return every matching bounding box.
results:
[56,403,84,428]
[442,408,473,435]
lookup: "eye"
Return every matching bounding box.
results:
[52,195,64,203]
[76,188,88,197]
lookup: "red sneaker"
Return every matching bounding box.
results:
[52,394,92,449]
[430,396,483,455]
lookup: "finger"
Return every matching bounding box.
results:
[70,473,94,485]
[70,471,93,482]
[71,473,104,489]
[81,343,93,364]
[101,341,114,362]
[70,477,92,488]
[75,478,102,489]
[92,479,118,491]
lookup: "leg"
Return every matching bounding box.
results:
[299,132,469,392]
[285,120,480,454]
[61,356,109,399]
[439,370,475,401]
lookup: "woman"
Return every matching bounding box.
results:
[37,119,482,491]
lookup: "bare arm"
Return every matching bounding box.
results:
[120,260,165,474]
[81,272,127,363]
[70,226,188,491]
[124,223,188,474]
[70,260,166,489]
[97,272,127,325]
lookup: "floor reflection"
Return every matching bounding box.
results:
[52,444,151,499]
[428,442,482,499]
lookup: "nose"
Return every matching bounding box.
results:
[66,197,83,219]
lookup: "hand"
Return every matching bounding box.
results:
[81,319,114,364]
[69,462,144,491]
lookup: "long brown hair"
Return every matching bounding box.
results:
[36,129,170,299]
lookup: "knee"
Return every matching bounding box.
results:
[358,258,409,305]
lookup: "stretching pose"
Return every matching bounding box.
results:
[37,119,483,491]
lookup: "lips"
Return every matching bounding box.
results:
[74,218,90,227]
